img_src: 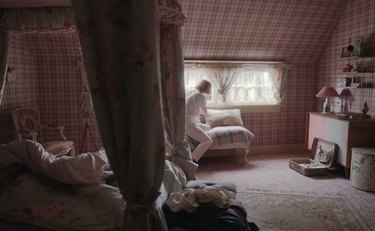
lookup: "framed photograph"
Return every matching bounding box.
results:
[341,46,356,58]
[311,138,338,167]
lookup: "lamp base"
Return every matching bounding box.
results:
[322,97,331,113]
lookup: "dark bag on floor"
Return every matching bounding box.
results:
[164,207,260,231]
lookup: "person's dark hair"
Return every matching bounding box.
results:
[196,79,211,93]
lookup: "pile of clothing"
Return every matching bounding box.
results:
[163,181,260,231]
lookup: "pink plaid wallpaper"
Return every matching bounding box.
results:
[2,0,372,149]
[242,64,317,145]
[317,0,375,116]
[180,0,349,145]
[180,0,346,63]
[0,30,102,151]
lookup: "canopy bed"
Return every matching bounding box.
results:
[0,140,255,231]
[0,1,259,231]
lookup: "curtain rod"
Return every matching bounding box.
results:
[184,60,285,64]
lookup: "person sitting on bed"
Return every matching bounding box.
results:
[186,79,213,162]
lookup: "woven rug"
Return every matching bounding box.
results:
[238,191,371,231]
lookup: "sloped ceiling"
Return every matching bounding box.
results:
[180,0,348,63]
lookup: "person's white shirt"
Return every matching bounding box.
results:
[186,89,207,124]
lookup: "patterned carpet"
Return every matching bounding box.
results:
[196,152,375,231]
[238,191,370,231]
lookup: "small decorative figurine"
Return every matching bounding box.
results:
[343,63,353,72]
[356,36,365,57]
[362,101,369,115]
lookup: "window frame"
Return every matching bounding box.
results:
[184,60,285,113]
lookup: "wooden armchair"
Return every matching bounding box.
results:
[13,107,75,156]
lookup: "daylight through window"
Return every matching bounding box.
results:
[184,62,285,107]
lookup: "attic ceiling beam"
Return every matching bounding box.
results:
[0,0,71,8]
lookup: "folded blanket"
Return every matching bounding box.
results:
[7,140,108,185]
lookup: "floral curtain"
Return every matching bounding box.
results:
[207,66,239,103]
[0,8,74,30]
[0,32,6,106]
[73,1,167,231]
[159,0,197,180]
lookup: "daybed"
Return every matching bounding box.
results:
[189,109,255,162]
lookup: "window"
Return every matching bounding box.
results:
[184,62,285,112]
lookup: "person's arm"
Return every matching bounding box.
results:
[201,104,207,117]
[199,94,208,120]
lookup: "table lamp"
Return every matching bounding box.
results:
[316,86,339,113]
[339,89,353,112]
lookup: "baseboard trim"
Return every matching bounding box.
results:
[203,143,307,158]
[249,143,306,155]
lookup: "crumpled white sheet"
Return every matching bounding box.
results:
[7,140,108,185]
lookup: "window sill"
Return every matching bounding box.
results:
[207,104,281,113]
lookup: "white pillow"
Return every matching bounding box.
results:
[206,109,244,128]
[7,140,108,185]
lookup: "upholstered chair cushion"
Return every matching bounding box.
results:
[43,141,74,156]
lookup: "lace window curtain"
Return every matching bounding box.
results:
[227,65,283,104]
[184,63,286,105]
[207,67,239,103]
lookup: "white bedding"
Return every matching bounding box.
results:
[6,140,109,185]
[0,141,174,231]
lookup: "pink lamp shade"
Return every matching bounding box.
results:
[316,86,339,97]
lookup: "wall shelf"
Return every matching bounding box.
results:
[337,49,374,90]
[335,86,373,89]
[342,71,373,74]
[341,56,370,60]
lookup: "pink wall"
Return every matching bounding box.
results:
[242,64,317,145]
[3,0,371,149]
[0,31,101,151]
[180,0,346,146]
[317,0,375,116]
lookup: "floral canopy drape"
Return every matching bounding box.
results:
[159,0,197,180]
[0,34,5,106]
[73,1,167,230]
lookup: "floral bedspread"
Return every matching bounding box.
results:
[0,172,124,231]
